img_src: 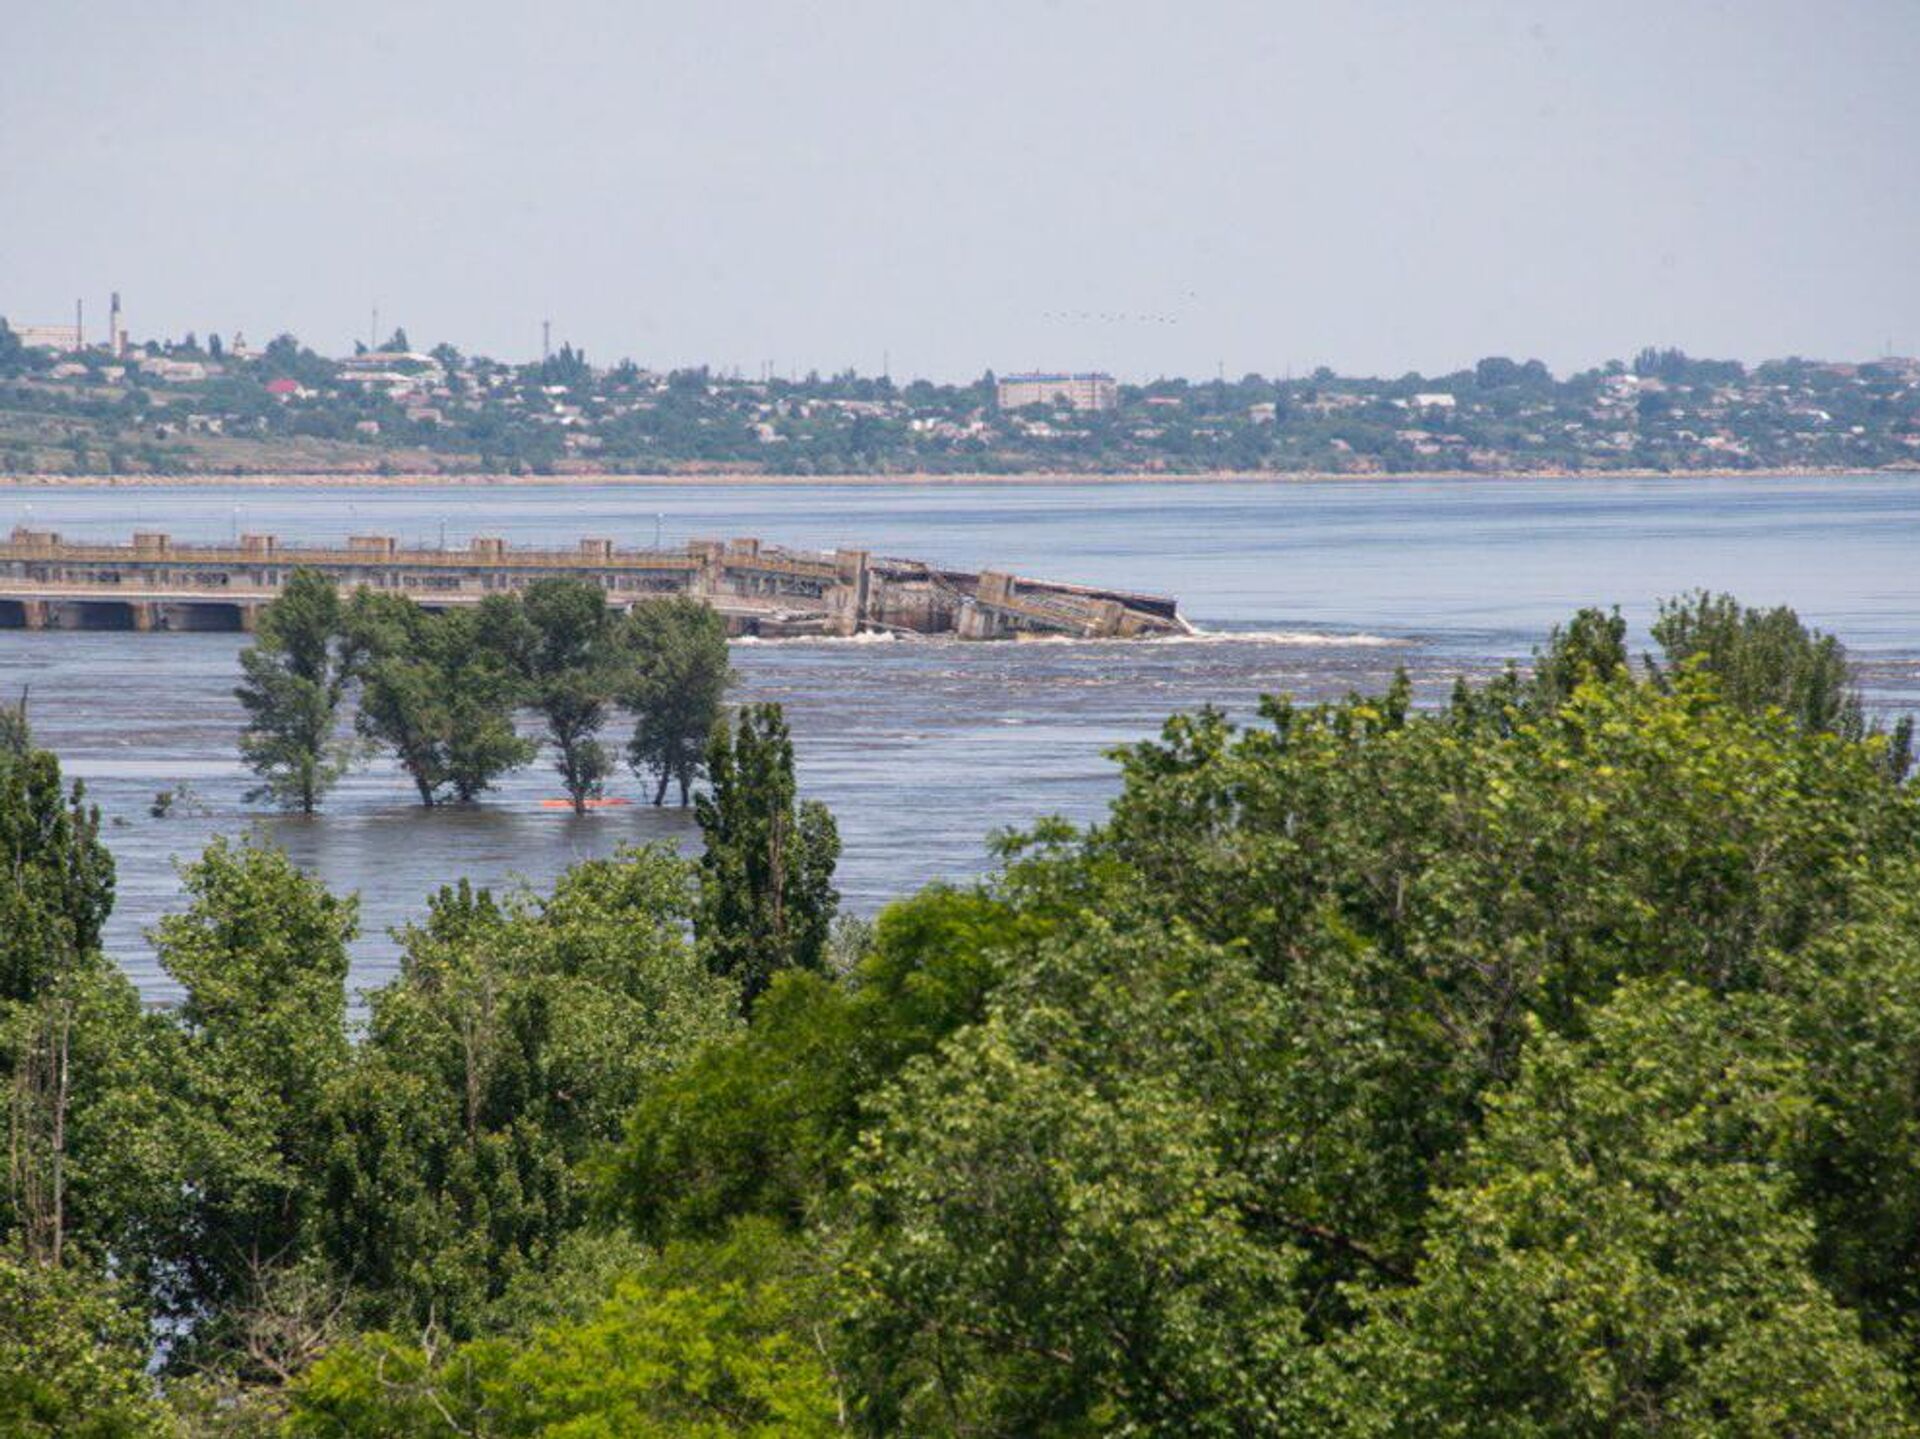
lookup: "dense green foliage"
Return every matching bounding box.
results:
[151,839,357,1341]
[12,595,1920,1434]
[0,699,113,1005]
[317,851,736,1336]
[697,704,842,1012]
[0,1252,172,1437]
[1652,588,1914,778]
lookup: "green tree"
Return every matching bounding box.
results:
[317,848,735,1335]
[0,706,143,1278]
[516,579,617,815]
[1337,981,1913,1436]
[1652,588,1913,777]
[234,569,358,813]
[2,961,181,1286]
[603,885,1018,1244]
[151,839,354,1336]
[0,700,113,1006]
[346,593,532,806]
[286,1223,842,1437]
[1531,604,1628,707]
[846,920,1319,1436]
[622,597,733,806]
[696,704,840,1012]
[0,1250,172,1438]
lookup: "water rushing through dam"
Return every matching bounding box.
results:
[3,473,1918,1002]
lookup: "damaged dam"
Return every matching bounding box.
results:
[0,528,1190,640]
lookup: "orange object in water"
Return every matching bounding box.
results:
[538,797,634,809]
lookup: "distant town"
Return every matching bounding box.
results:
[3,298,1919,478]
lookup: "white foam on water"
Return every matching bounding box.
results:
[1150,627,1411,648]
[731,629,904,647]
[730,626,1409,649]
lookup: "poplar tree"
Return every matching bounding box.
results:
[695,703,839,1012]
[0,700,113,1006]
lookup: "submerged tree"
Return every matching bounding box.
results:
[348,593,533,806]
[235,568,359,813]
[696,703,840,1013]
[516,579,618,815]
[622,597,733,806]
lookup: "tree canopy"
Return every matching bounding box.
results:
[11,593,1920,1436]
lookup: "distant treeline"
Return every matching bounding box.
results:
[7,592,1920,1435]
[5,316,1919,475]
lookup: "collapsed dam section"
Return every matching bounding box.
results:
[0,529,1190,640]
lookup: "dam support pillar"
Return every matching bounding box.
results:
[829,549,870,636]
[688,540,724,603]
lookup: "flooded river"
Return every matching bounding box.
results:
[4,474,1918,1001]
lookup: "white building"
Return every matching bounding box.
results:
[997,372,1118,413]
[8,321,85,352]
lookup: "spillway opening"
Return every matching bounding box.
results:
[166,603,246,633]
[68,602,138,631]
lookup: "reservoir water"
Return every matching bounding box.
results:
[4,473,1918,1003]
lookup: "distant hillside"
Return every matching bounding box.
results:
[3,324,1917,478]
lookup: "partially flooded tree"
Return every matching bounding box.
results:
[348,593,533,806]
[622,597,733,806]
[235,568,360,813]
[517,579,619,815]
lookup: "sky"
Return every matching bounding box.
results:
[4,2,1918,382]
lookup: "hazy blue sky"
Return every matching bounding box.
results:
[5,2,1917,380]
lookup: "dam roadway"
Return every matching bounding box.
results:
[0,528,1189,640]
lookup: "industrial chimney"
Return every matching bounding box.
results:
[109,292,124,358]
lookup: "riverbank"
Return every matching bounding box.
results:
[0,465,1901,489]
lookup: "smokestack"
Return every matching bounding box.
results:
[109,292,123,358]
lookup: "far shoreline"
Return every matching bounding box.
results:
[1,465,1910,490]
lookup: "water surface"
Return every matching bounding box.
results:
[5,475,1916,1001]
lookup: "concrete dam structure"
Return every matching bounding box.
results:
[0,528,1190,641]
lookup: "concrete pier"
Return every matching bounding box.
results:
[0,528,1189,641]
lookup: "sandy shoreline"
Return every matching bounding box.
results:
[0,466,1901,489]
